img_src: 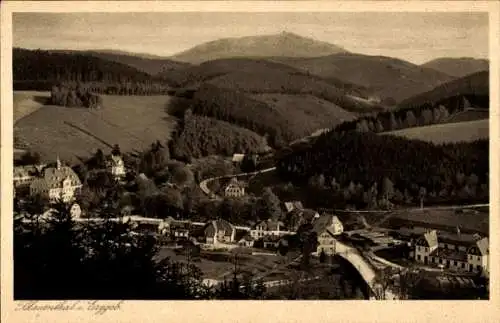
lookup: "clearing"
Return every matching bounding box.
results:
[13,91,50,124]
[383,120,489,144]
[14,93,176,163]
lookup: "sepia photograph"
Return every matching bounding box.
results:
[2,2,499,321]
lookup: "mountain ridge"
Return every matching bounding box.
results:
[169,31,348,64]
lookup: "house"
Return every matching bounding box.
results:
[106,154,126,180]
[250,219,293,239]
[232,154,245,164]
[224,177,245,198]
[13,166,35,188]
[414,229,489,274]
[283,201,304,213]
[204,219,236,244]
[29,157,82,203]
[312,214,344,255]
[169,220,191,240]
[238,234,255,248]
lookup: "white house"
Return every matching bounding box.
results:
[107,154,126,180]
[414,229,489,274]
[312,214,344,255]
[204,219,236,244]
[250,219,294,239]
[30,158,82,203]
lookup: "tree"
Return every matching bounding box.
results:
[389,113,399,130]
[261,187,282,221]
[171,164,194,188]
[439,105,449,121]
[419,187,427,209]
[375,119,384,132]
[406,110,417,128]
[381,177,395,201]
[111,144,121,156]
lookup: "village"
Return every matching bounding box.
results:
[13,148,490,298]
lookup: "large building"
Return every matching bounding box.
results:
[250,219,294,239]
[224,177,245,198]
[312,214,344,255]
[414,229,489,274]
[204,219,236,244]
[30,158,82,203]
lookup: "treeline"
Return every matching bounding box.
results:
[13,48,171,95]
[170,109,268,160]
[334,95,487,134]
[50,83,103,108]
[276,131,488,209]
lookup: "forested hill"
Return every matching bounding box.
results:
[277,131,488,207]
[13,48,169,91]
[398,71,489,110]
[73,50,191,75]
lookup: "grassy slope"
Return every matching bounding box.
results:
[14,94,176,163]
[271,53,453,102]
[13,91,50,123]
[383,120,489,144]
[250,93,357,133]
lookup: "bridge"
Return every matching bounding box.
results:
[333,238,399,300]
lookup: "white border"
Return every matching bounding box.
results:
[2,2,499,323]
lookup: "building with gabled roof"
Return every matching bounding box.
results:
[224,177,245,198]
[106,154,126,180]
[250,219,293,240]
[29,157,82,203]
[283,201,304,213]
[312,213,344,255]
[204,219,236,244]
[414,229,489,274]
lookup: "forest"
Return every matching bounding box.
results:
[334,95,488,134]
[276,131,488,209]
[13,48,171,94]
[170,109,268,159]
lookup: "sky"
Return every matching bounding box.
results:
[13,12,489,64]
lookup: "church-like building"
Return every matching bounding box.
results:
[30,157,82,203]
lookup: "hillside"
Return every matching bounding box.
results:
[169,31,348,64]
[271,53,454,102]
[421,57,489,78]
[276,131,489,208]
[79,50,191,76]
[13,91,50,123]
[14,94,175,163]
[398,71,489,109]
[187,83,365,147]
[383,119,489,144]
[14,48,154,83]
[170,112,268,159]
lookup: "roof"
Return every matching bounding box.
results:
[424,230,438,247]
[206,219,235,237]
[232,154,245,162]
[33,165,81,189]
[311,214,339,234]
[108,154,124,166]
[255,219,284,231]
[284,201,304,213]
[475,237,489,255]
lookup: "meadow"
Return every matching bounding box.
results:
[14,92,176,163]
[383,119,489,144]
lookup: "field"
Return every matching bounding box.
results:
[13,91,50,123]
[383,120,489,143]
[442,109,489,124]
[251,93,357,131]
[379,208,489,235]
[14,92,176,163]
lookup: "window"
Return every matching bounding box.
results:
[477,256,481,261]
[462,262,465,269]
[417,255,421,260]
